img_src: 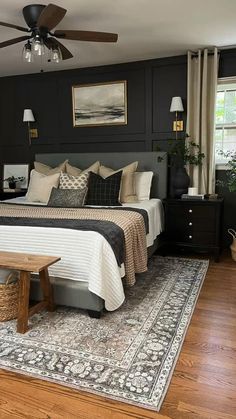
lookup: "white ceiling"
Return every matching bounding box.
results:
[0,0,236,77]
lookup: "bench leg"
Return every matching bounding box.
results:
[39,268,55,312]
[17,271,30,334]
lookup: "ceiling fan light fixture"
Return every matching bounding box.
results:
[22,41,33,63]
[31,34,45,56]
[0,3,118,65]
[50,45,62,63]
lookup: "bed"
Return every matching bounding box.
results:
[0,152,167,317]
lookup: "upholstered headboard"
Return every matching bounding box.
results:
[35,152,167,199]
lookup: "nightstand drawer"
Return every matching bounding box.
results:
[179,232,216,245]
[185,205,215,221]
[167,203,215,220]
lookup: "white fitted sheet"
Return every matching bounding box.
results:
[0,198,163,311]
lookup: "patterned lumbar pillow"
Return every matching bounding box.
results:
[66,161,100,176]
[34,160,68,175]
[59,172,89,189]
[86,171,122,206]
[47,187,87,208]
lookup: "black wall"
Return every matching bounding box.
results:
[0,49,235,247]
[0,54,187,167]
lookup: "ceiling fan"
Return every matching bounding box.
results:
[0,3,118,63]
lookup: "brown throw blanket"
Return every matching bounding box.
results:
[0,204,148,286]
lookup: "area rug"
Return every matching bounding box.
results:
[0,256,208,411]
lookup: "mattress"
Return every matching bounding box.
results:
[0,198,164,311]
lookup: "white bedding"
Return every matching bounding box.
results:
[0,198,164,311]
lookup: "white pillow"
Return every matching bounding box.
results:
[134,171,153,201]
[26,170,60,203]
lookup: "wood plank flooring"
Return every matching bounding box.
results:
[0,252,235,419]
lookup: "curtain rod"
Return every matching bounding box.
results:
[190,51,219,58]
[190,44,236,57]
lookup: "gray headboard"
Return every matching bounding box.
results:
[36,152,167,199]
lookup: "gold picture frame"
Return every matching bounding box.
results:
[72,80,127,127]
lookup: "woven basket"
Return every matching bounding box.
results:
[228,229,236,262]
[0,273,19,322]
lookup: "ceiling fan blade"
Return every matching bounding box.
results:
[54,30,118,43]
[0,35,31,48]
[0,21,29,33]
[37,3,67,31]
[44,37,73,60]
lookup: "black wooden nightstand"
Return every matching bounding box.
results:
[163,198,224,262]
[0,190,26,201]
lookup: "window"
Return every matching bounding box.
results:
[215,78,236,165]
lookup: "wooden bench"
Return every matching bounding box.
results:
[0,251,61,334]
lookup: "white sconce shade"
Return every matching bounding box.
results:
[23,109,35,122]
[170,96,184,112]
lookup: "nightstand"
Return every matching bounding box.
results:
[0,190,26,201]
[163,198,224,262]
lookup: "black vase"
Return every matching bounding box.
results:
[172,166,190,198]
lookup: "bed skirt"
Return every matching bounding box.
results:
[29,235,163,316]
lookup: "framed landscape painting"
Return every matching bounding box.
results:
[72,80,127,127]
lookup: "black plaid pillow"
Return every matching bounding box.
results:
[47,187,87,207]
[86,171,122,206]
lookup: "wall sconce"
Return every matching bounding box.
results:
[23,109,38,145]
[170,97,184,139]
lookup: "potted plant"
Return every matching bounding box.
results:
[216,150,236,192]
[157,134,205,197]
[4,176,25,189]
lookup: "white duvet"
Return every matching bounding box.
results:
[0,198,164,311]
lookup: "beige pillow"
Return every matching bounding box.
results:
[99,161,138,203]
[34,160,68,175]
[66,161,100,176]
[26,170,60,203]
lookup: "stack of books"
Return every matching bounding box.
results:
[181,194,205,200]
[3,188,22,193]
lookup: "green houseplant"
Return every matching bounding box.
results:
[216,150,236,192]
[4,176,25,189]
[167,134,205,166]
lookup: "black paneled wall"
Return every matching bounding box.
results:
[0,54,187,170]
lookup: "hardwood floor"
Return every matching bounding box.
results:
[0,252,236,419]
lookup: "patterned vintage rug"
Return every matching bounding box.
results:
[0,256,208,411]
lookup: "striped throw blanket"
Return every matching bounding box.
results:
[0,204,148,286]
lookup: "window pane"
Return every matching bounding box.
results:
[215,129,223,152]
[225,91,236,123]
[215,91,225,124]
[215,82,236,164]
[225,107,236,124]
[223,129,236,153]
[215,107,224,124]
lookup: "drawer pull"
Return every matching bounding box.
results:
[189,209,192,213]
[189,235,192,239]
[189,222,192,226]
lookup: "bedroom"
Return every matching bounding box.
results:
[0,0,235,418]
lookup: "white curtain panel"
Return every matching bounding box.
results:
[186,48,219,194]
